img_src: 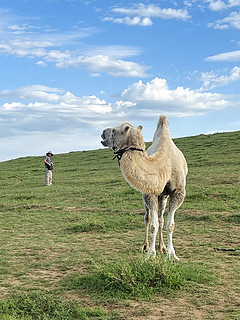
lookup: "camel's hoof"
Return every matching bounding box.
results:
[159,246,167,254]
[146,249,156,260]
[140,243,149,253]
[166,252,180,261]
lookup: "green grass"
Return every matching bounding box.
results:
[63,257,214,300]
[0,292,118,320]
[0,130,239,319]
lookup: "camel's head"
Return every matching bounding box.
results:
[101,122,144,150]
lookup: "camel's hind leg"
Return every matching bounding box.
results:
[140,205,150,253]
[158,194,168,254]
[166,188,185,260]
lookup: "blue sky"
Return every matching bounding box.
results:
[0,0,240,162]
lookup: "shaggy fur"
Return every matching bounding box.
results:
[101,115,188,260]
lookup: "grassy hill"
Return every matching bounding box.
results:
[0,131,239,319]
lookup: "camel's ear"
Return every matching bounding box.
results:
[137,125,143,131]
[124,125,130,133]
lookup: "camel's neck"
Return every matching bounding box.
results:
[120,148,169,195]
[119,137,146,151]
[113,147,144,166]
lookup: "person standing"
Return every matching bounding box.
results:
[44,151,53,186]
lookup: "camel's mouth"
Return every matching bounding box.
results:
[101,129,117,150]
[101,131,110,148]
[101,139,108,147]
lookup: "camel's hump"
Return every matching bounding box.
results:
[158,115,169,127]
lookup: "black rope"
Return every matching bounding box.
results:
[112,147,144,166]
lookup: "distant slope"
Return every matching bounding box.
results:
[0,130,239,214]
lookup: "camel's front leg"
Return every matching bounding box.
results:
[143,194,159,258]
[140,206,150,252]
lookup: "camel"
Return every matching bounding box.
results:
[101,115,188,260]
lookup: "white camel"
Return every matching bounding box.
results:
[101,116,188,260]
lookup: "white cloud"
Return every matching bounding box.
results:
[3,102,26,109]
[207,0,240,11]
[36,60,47,67]
[0,79,231,137]
[1,85,64,102]
[0,85,112,114]
[82,45,142,58]
[0,40,51,57]
[115,100,136,109]
[90,73,101,77]
[0,85,115,163]
[0,10,149,77]
[103,3,190,26]
[0,41,149,77]
[119,77,230,116]
[205,49,240,61]
[45,53,149,77]
[103,16,153,26]
[208,11,240,29]
[0,79,234,161]
[112,4,190,20]
[200,66,240,90]
[8,24,29,31]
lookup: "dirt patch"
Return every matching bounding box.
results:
[128,300,207,320]
[180,209,234,217]
[30,268,73,283]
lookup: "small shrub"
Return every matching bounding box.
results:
[66,256,214,299]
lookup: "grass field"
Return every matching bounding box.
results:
[0,131,239,319]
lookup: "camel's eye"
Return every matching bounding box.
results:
[112,129,115,134]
